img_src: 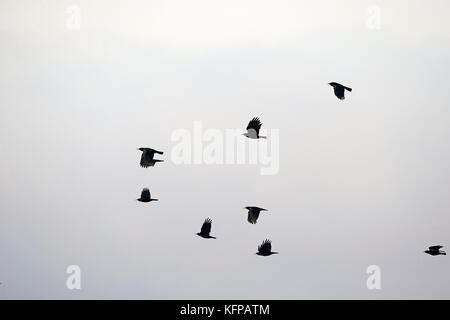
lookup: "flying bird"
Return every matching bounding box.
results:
[244,206,268,224]
[196,218,216,239]
[137,188,158,202]
[256,239,278,256]
[329,82,352,100]
[243,117,266,139]
[424,245,446,256]
[137,147,164,168]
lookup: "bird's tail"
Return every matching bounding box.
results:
[152,199,159,201]
[344,86,352,92]
[441,251,446,255]
[259,136,267,139]
[272,252,279,254]
[155,150,164,155]
[154,159,164,162]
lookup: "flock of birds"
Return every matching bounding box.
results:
[136,82,446,257]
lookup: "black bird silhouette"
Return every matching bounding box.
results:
[243,117,266,139]
[197,218,216,239]
[244,206,268,224]
[256,239,278,256]
[424,245,446,256]
[137,147,164,168]
[329,82,352,100]
[137,188,158,202]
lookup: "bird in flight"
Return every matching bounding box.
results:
[196,218,216,239]
[424,245,446,256]
[256,239,278,256]
[244,206,268,224]
[329,82,352,100]
[243,117,266,139]
[137,147,164,168]
[137,188,158,202]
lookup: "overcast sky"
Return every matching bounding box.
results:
[1,0,450,299]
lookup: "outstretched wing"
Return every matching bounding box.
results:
[246,117,262,137]
[141,188,151,201]
[201,218,212,235]
[258,239,272,254]
[140,148,163,167]
[429,245,443,251]
[140,150,155,168]
[144,149,156,160]
[247,209,260,224]
[334,86,345,100]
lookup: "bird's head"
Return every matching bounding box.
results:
[242,133,249,137]
[137,147,144,152]
[328,82,336,87]
[244,206,249,210]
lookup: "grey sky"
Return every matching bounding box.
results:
[1,0,450,299]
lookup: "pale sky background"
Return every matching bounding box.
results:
[1,0,450,299]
